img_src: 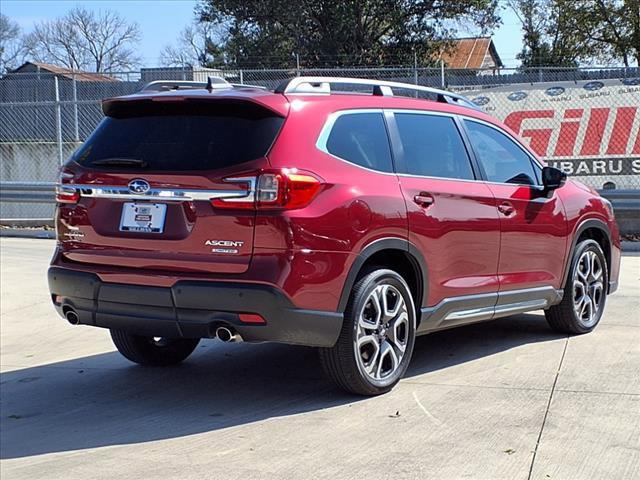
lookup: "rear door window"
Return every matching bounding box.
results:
[73,101,284,171]
[324,112,393,172]
[394,113,475,180]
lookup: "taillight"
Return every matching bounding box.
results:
[56,169,79,204]
[55,185,79,204]
[211,169,322,210]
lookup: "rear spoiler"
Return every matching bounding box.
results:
[102,89,290,118]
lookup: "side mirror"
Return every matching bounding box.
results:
[541,166,567,191]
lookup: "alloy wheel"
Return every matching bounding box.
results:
[573,250,604,327]
[355,284,409,381]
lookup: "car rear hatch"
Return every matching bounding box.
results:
[56,92,288,274]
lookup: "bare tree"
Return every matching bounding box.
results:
[25,7,141,72]
[0,14,28,73]
[160,22,222,67]
[25,15,88,70]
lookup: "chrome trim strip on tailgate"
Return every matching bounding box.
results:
[60,183,255,202]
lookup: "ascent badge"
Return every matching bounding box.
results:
[204,239,244,254]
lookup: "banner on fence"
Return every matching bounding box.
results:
[467,79,640,187]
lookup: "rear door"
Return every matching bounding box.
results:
[462,119,567,290]
[389,111,501,308]
[58,98,285,274]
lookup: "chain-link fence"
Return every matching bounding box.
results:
[1,65,639,220]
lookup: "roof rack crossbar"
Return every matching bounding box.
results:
[275,76,480,110]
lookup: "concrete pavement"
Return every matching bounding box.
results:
[1,238,638,479]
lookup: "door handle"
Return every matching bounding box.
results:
[498,202,515,216]
[413,193,434,208]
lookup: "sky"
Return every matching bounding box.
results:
[2,0,525,69]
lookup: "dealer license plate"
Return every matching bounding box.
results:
[119,203,167,233]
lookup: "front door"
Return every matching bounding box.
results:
[462,119,568,292]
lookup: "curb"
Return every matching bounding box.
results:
[0,229,55,239]
[621,241,640,252]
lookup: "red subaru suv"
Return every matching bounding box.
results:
[49,76,621,395]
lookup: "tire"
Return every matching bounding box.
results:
[110,330,200,366]
[319,268,417,396]
[545,239,608,334]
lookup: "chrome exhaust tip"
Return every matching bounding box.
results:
[64,308,80,325]
[215,326,242,343]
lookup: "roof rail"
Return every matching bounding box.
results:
[274,76,480,110]
[139,77,231,92]
[229,83,268,90]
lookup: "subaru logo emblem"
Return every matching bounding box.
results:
[472,96,490,106]
[507,91,528,102]
[622,77,640,86]
[583,81,604,91]
[545,86,565,96]
[128,179,150,194]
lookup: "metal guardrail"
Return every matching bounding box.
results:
[599,189,640,236]
[0,182,56,204]
[1,181,638,233]
[599,189,640,211]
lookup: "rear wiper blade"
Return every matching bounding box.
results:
[91,158,148,168]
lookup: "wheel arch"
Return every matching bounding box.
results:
[338,238,428,322]
[562,218,612,291]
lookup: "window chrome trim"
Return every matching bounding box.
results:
[61,182,255,202]
[314,107,546,189]
[386,108,456,118]
[395,172,482,184]
[315,109,398,175]
[315,108,478,181]
[387,109,546,187]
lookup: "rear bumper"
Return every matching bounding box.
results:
[48,267,343,347]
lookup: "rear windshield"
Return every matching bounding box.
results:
[73,100,284,171]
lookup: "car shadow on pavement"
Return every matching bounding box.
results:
[1,312,562,459]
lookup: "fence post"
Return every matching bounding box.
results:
[295,53,300,77]
[440,59,445,88]
[54,76,64,166]
[239,69,244,84]
[72,74,79,142]
[413,50,418,85]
